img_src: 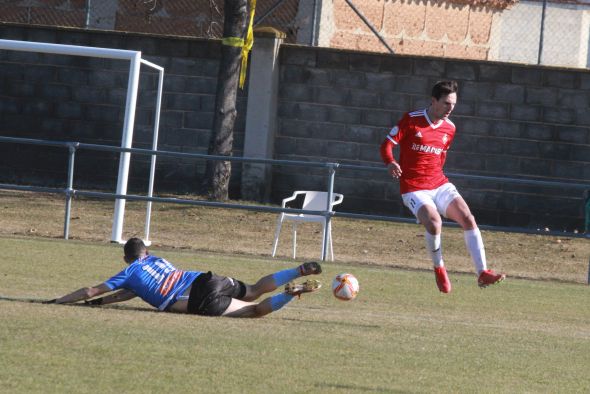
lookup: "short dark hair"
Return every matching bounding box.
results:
[431,80,458,100]
[124,238,147,260]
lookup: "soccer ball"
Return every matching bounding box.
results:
[331,273,359,301]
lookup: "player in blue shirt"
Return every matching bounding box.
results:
[49,238,322,317]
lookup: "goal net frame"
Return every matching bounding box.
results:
[0,39,164,245]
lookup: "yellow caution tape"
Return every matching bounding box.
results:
[221,0,256,89]
[221,37,244,47]
[239,0,256,89]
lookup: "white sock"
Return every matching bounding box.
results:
[425,231,444,268]
[464,228,487,274]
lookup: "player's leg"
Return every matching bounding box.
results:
[403,191,449,293]
[416,203,446,269]
[444,194,477,230]
[418,204,451,293]
[222,280,321,318]
[239,262,322,302]
[181,275,272,318]
[444,195,486,274]
[404,191,444,262]
[220,298,267,317]
[443,190,505,287]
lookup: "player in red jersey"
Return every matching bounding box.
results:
[380,80,505,293]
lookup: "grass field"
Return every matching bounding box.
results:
[1,191,589,284]
[1,236,589,393]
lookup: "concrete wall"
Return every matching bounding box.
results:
[0,25,588,231]
[274,46,590,231]
[0,25,247,194]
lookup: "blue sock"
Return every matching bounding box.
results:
[272,267,300,287]
[270,293,295,311]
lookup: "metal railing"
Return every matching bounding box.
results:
[0,135,588,263]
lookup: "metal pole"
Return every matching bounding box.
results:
[321,165,337,261]
[0,39,139,60]
[84,0,91,28]
[111,52,142,243]
[344,0,395,54]
[584,189,590,234]
[143,62,164,245]
[311,0,319,46]
[63,143,78,239]
[537,0,547,65]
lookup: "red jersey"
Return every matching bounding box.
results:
[380,109,456,193]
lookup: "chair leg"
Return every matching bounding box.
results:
[328,221,334,261]
[271,215,284,257]
[320,221,327,261]
[292,223,298,259]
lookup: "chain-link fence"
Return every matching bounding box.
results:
[0,0,589,68]
[0,0,316,44]
[488,0,590,68]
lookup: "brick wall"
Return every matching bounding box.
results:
[0,25,247,194]
[274,45,590,231]
[325,0,507,59]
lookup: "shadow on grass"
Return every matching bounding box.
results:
[315,383,406,392]
[0,295,157,313]
[281,316,381,329]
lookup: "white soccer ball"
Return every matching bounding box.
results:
[332,273,359,301]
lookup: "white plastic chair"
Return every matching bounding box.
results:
[271,191,344,261]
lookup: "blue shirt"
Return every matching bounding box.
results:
[104,255,202,310]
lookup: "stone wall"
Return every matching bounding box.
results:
[274,45,590,231]
[0,25,588,231]
[0,25,247,194]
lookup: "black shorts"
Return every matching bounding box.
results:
[186,271,246,316]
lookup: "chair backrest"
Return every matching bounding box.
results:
[301,191,343,212]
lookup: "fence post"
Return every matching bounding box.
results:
[537,0,548,65]
[84,0,91,28]
[242,27,285,201]
[311,0,319,46]
[584,189,590,234]
[63,143,78,240]
[321,164,337,261]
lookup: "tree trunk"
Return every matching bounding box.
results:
[204,0,248,201]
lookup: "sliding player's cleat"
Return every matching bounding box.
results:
[478,269,506,288]
[298,261,322,276]
[285,279,322,297]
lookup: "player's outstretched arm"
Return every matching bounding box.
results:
[53,283,111,304]
[88,289,136,306]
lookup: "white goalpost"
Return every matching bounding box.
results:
[0,39,164,245]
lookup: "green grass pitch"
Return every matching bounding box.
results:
[1,236,589,393]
